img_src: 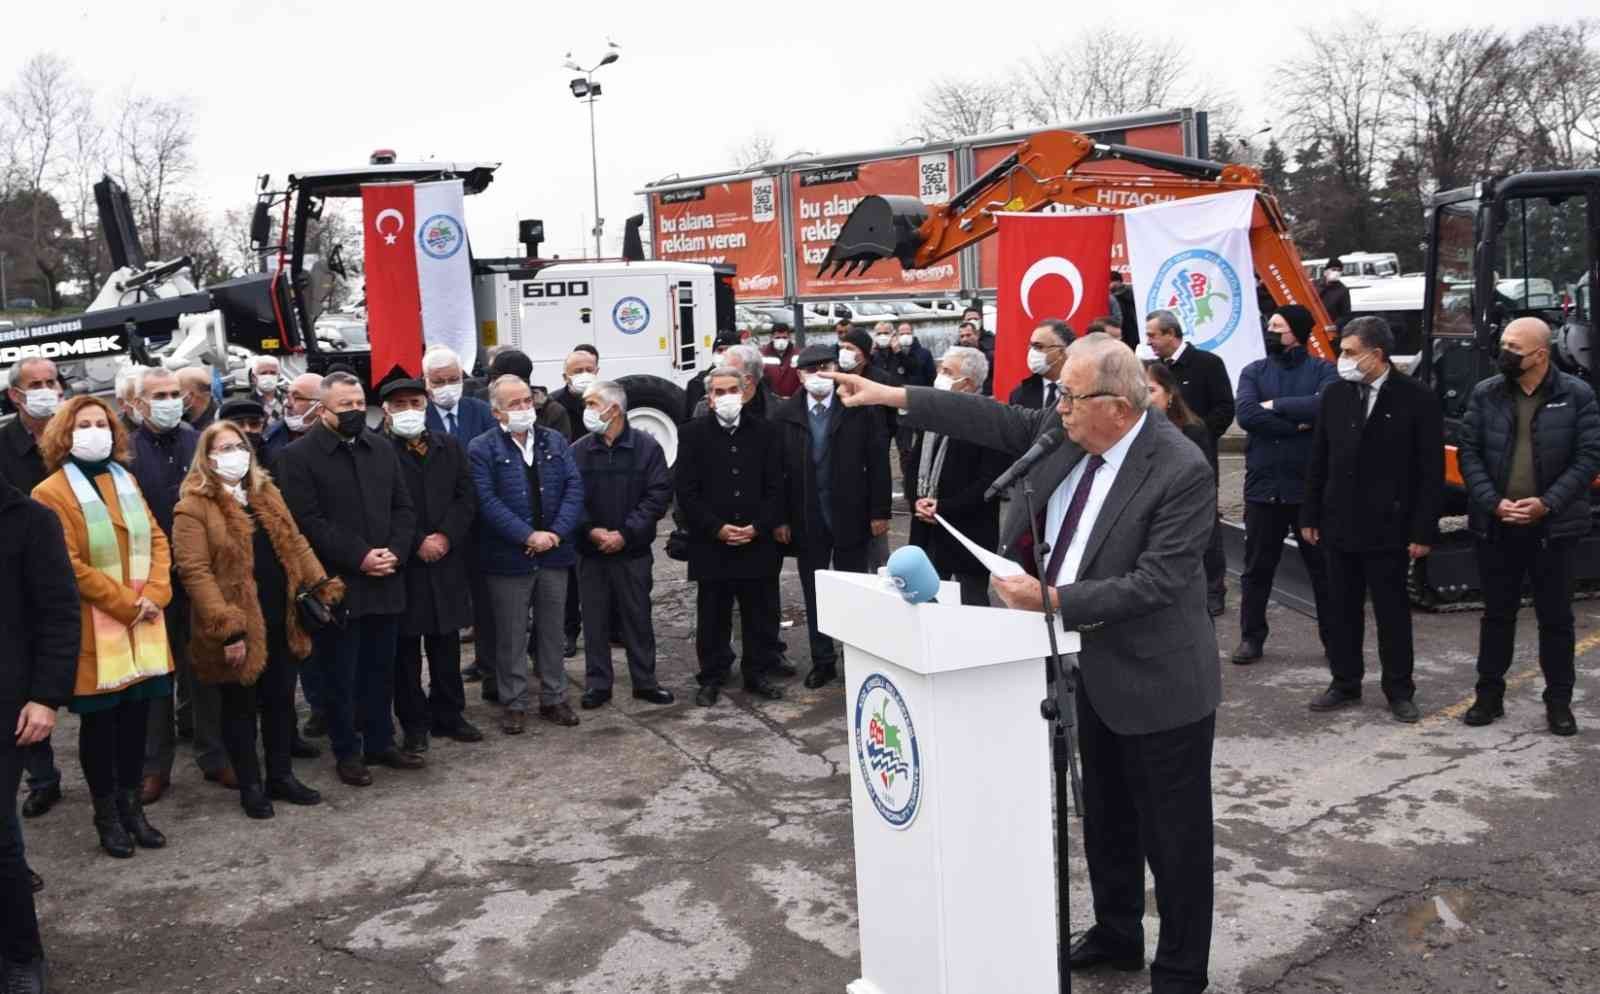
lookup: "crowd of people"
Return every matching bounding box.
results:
[2,291,1593,992]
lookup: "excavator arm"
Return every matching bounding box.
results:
[819,129,1338,361]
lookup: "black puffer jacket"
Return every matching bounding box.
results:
[1457,367,1600,540]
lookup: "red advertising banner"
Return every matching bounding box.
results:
[651,177,785,299]
[974,121,1186,290]
[993,214,1116,401]
[791,153,962,298]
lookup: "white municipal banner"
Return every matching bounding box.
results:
[1125,190,1264,390]
[412,179,477,366]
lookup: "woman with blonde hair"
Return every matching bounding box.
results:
[172,421,342,819]
[30,395,173,858]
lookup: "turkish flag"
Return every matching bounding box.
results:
[361,183,424,386]
[993,213,1115,401]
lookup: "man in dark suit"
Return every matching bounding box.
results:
[1301,316,1443,722]
[831,332,1220,994]
[675,366,786,707]
[1456,317,1600,736]
[422,345,498,447]
[382,378,483,751]
[277,372,422,785]
[1146,308,1234,616]
[772,345,890,689]
[1008,319,1075,410]
[908,346,1009,605]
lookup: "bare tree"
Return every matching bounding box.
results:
[728,130,777,170]
[909,77,1016,141]
[1393,27,1524,191]
[115,93,194,259]
[1014,29,1228,126]
[60,108,110,296]
[1512,19,1600,169]
[1,52,90,308]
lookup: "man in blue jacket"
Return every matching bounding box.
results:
[469,375,584,734]
[1232,305,1337,665]
[1457,317,1600,736]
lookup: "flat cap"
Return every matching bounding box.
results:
[795,344,839,369]
[379,377,426,400]
[218,397,266,421]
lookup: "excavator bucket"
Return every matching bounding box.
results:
[816,195,930,278]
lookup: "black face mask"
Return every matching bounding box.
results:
[1497,350,1526,378]
[334,409,367,438]
[245,432,265,451]
[1265,337,1289,356]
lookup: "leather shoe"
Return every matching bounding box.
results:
[743,678,785,701]
[563,634,580,658]
[771,655,799,679]
[1067,930,1144,972]
[482,685,501,704]
[461,663,485,683]
[1389,698,1421,723]
[581,688,613,710]
[501,709,527,735]
[1207,590,1226,617]
[239,785,275,820]
[21,783,61,819]
[803,665,838,690]
[694,685,720,707]
[402,731,430,754]
[290,735,322,759]
[633,687,675,706]
[1230,639,1263,665]
[1548,702,1578,736]
[364,748,425,770]
[432,719,484,743]
[540,702,580,727]
[1308,687,1361,712]
[336,758,373,787]
[302,711,328,738]
[266,775,322,806]
[1463,697,1504,726]
[204,766,240,790]
[29,867,43,893]
[138,773,166,805]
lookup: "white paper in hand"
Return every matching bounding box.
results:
[934,514,1024,579]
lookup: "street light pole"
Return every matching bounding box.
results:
[0,251,8,310]
[587,81,602,258]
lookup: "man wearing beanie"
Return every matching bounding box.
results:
[1230,304,1339,665]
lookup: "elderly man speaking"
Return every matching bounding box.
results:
[828,332,1220,994]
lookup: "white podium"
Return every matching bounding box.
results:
[816,569,1080,994]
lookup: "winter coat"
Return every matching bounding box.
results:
[171,480,344,685]
[0,417,47,493]
[1320,280,1352,324]
[674,413,783,581]
[762,344,802,398]
[572,426,673,559]
[32,465,174,699]
[1167,345,1236,439]
[390,431,478,635]
[0,477,80,709]
[905,431,1009,577]
[1457,367,1600,541]
[1235,348,1337,505]
[274,422,416,618]
[128,422,199,540]
[771,392,890,553]
[468,425,584,575]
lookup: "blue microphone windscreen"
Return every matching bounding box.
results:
[886,546,941,604]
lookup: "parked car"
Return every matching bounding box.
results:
[6,297,39,310]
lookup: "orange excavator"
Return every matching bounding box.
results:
[818,128,1338,361]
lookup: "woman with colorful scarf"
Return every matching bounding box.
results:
[31,395,174,859]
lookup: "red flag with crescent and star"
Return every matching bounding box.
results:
[993,213,1115,401]
[361,182,424,385]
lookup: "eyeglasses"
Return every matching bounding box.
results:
[1058,390,1118,411]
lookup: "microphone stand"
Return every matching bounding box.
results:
[1014,471,1085,994]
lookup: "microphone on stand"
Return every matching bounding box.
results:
[984,429,1064,501]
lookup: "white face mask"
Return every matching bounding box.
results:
[837,349,859,371]
[1325,270,1342,283]
[713,394,743,423]
[1336,355,1366,382]
[898,333,915,349]
[934,374,956,392]
[804,375,834,400]
[71,426,113,462]
[211,448,252,482]
[127,406,144,426]
[23,389,60,420]
[284,405,319,433]
[568,372,597,394]
[873,333,891,349]
[147,397,185,431]
[389,409,427,438]
[504,409,537,434]
[582,407,612,434]
[429,382,463,409]
[771,338,790,352]
[255,374,279,394]
[1026,348,1052,375]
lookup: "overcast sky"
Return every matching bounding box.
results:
[5,0,1593,260]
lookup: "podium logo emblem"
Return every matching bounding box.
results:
[855,674,922,830]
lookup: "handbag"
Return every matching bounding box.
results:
[295,576,346,634]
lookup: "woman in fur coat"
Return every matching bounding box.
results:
[171,421,343,820]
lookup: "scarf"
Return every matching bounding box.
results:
[916,430,949,501]
[64,462,170,691]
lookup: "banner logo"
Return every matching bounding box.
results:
[1144,248,1243,350]
[612,296,650,334]
[854,673,922,829]
[418,213,465,260]
[1020,256,1084,320]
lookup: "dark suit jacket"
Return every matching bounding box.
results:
[905,430,1009,577]
[1007,374,1061,411]
[0,417,47,493]
[1168,345,1235,439]
[903,388,1220,735]
[275,422,416,618]
[674,414,783,582]
[1302,370,1444,552]
[426,397,498,449]
[771,393,890,553]
[389,431,477,636]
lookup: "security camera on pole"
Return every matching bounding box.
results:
[565,41,621,259]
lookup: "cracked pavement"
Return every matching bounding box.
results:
[20,478,1600,993]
